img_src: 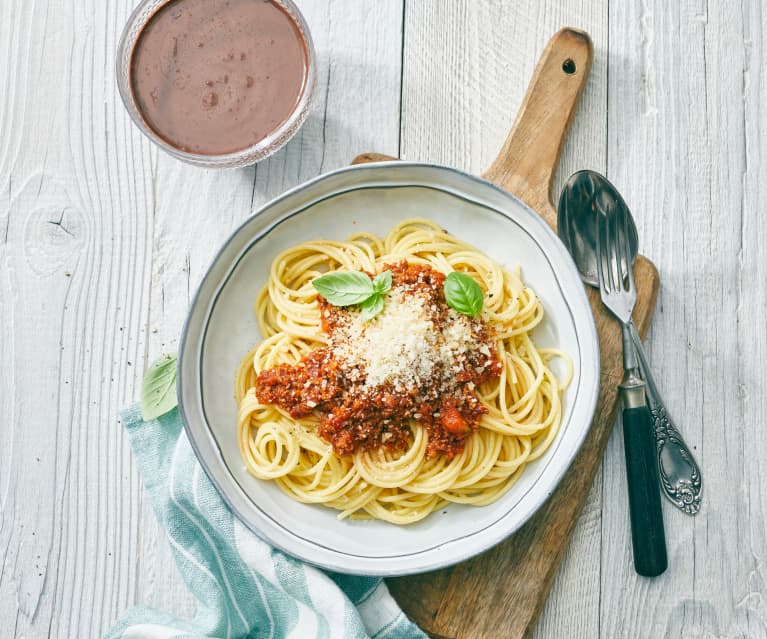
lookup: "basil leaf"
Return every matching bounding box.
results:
[444,271,484,317]
[372,270,392,295]
[313,271,375,306]
[141,353,178,420]
[359,294,385,322]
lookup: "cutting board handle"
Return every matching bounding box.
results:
[482,27,593,227]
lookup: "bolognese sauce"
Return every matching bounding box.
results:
[255,262,503,459]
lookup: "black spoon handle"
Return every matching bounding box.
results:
[622,403,668,577]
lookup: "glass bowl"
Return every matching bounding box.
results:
[116,0,317,168]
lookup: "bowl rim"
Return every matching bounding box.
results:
[115,0,317,168]
[177,160,601,575]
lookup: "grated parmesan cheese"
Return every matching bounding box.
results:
[330,285,477,392]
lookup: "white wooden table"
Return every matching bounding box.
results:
[2,1,766,637]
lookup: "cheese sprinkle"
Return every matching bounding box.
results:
[257,261,503,459]
[329,285,477,393]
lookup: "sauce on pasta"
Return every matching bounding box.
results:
[235,219,571,524]
[255,261,503,459]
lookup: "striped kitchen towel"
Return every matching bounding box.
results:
[106,404,426,639]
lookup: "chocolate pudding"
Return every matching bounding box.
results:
[130,0,308,155]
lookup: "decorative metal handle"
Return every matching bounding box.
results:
[650,405,702,514]
[628,322,702,515]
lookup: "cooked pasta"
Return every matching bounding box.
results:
[236,218,571,524]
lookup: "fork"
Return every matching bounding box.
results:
[597,203,668,577]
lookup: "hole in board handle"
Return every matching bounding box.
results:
[562,58,576,74]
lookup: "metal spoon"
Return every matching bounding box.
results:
[558,170,702,515]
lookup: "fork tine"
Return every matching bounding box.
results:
[627,239,636,292]
[615,204,633,293]
[596,211,604,286]
[607,205,621,292]
[616,205,628,291]
[621,207,634,292]
[597,211,611,292]
[600,209,610,291]
[594,185,637,325]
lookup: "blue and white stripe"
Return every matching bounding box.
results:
[106,405,426,639]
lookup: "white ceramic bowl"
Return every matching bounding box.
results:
[178,162,600,575]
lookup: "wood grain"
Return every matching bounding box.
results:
[0,0,146,634]
[0,0,404,635]
[355,27,660,639]
[398,4,610,635]
[3,0,767,637]
[598,1,767,637]
[136,0,405,621]
[482,28,593,221]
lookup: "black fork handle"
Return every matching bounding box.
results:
[622,403,668,577]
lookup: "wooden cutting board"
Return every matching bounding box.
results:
[351,28,660,639]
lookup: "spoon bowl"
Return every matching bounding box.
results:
[558,170,638,286]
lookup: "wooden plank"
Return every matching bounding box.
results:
[737,4,767,638]
[0,0,404,635]
[136,0,405,624]
[1,0,763,637]
[352,202,655,636]
[396,3,609,637]
[0,0,148,635]
[603,1,767,637]
[379,22,657,639]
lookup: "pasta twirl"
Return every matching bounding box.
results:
[236,218,571,524]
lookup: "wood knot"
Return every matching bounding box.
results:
[23,205,83,276]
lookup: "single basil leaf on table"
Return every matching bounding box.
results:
[372,270,392,295]
[313,271,375,306]
[141,353,178,420]
[359,294,385,322]
[444,271,484,317]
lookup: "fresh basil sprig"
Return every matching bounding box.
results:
[444,271,484,318]
[141,353,178,420]
[372,270,392,295]
[313,269,392,321]
[359,294,385,322]
[312,271,375,306]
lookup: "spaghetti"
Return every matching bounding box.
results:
[236,218,570,524]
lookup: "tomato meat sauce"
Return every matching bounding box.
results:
[255,262,503,459]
